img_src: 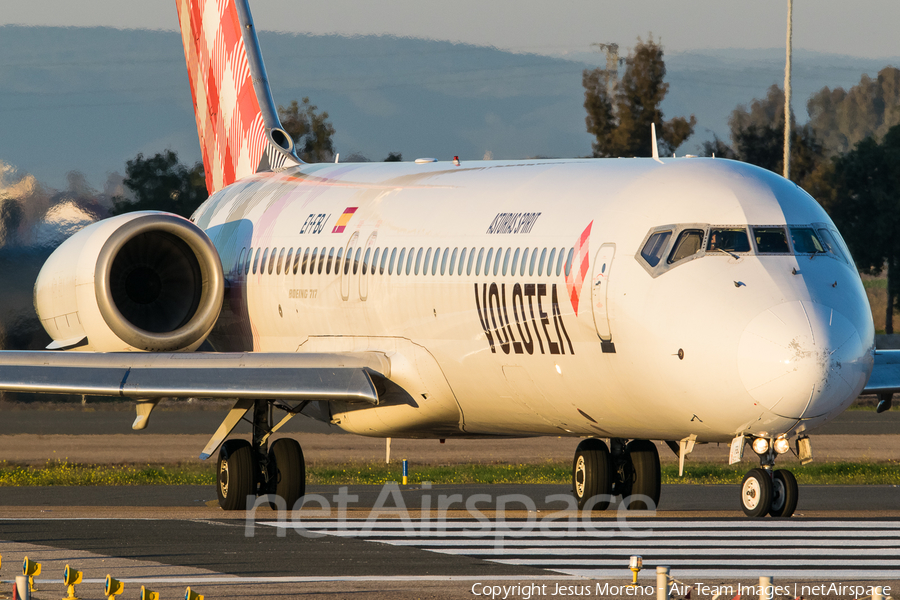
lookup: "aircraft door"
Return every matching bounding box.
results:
[341,232,358,301]
[359,232,377,301]
[590,243,615,346]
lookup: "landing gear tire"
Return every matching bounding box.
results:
[740,467,773,518]
[623,440,661,510]
[217,439,255,511]
[769,469,798,518]
[572,438,612,511]
[267,438,306,509]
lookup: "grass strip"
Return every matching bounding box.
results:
[1,460,899,486]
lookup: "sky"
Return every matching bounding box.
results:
[3,0,899,60]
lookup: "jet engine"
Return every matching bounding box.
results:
[34,211,224,352]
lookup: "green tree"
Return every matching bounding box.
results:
[384,152,402,162]
[278,97,336,163]
[808,67,900,156]
[111,150,208,219]
[827,124,900,333]
[706,85,826,190]
[583,37,696,158]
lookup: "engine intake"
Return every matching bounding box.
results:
[35,212,224,352]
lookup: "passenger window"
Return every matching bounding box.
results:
[380,247,388,274]
[389,248,397,275]
[326,247,335,275]
[502,248,511,276]
[668,229,705,264]
[343,247,352,275]
[708,228,750,253]
[529,248,538,276]
[511,248,520,275]
[269,248,278,274]
[308,248,318,275]
[276,248,285,275]
[318,246,327,274]
[441,248,449,275]
[641,231,671,267]
[790,228,825,254]
[398,248,407,275]
[474,248,483,276]
[353,248,362,274]
[520,248,529,277]
[817,229,846,262]
[753,227,789,254]
[547,248,557,276]
[414,248,423,275]
[335,247,343,274]
[432,248,440,276]
[493,247,502,276]
[362,248,371,275]
[372,248,380,274]
[449,248,457,275]
[283,249,292,275]
[565,248,574,276]
[483,248,493,277]
[556,247,565,276]
[301,248,310,274]
[245,248,252,275]
[423,248,433,275]
[259,248,269,274]
[405,247,414,275]
[463,247,471,276]
[293,248,301,274]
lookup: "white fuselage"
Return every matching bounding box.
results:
[192,157,875,443]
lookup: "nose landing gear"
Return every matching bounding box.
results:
[740,439,798,518]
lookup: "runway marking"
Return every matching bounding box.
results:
[260,519,900,579]
[1,575,583,585]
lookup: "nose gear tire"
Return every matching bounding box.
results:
[740,467,773,518]
[769,469,798,518]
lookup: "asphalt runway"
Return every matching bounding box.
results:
[2,404,898,435]
[1,485,899,599]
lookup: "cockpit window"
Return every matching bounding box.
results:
[707,228,751,253]
[753,227,790,253]
[816,228,847,262]
[668,229,704,264]
[790,227,826,253]
[640,231,672,267]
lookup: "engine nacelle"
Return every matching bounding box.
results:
[34,211,224,352]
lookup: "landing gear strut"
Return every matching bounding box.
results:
[216,400,306,510]
[572,438,661,511]
[740,439,798,518]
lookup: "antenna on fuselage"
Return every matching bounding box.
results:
[650,123,663,164]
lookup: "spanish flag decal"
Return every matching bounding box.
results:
[332,207,358,234]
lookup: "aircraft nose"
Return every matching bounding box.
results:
[737,301,870,419]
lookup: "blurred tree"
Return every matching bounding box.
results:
[827,124,900,333]
[111,150,208,219]
[384,152,402,162]
[278,97,336,163]
[583,37,696,158]
[808,67,900,156]
[705,85,825,190]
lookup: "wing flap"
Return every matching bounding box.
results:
[0,351,384,404]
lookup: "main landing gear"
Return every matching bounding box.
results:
[740,437,798,518]
[217,400,306,511]
[572,438,661,511]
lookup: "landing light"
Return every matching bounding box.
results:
[751,437,770,455]
[773,437,791,454]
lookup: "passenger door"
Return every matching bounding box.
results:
[590,244,615,348]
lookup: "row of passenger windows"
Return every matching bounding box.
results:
[237,245,578,279]
[640,224,848,269]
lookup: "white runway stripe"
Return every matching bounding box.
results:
[260,519,900,578]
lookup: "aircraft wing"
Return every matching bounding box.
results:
[0,351,384,404]
[862,349,900,411]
